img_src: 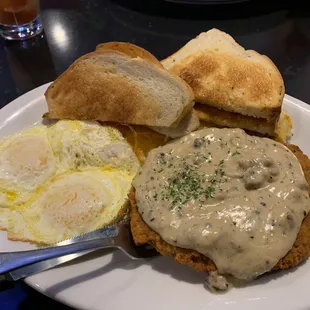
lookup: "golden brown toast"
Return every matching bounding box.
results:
[162,29,285,122]
[195,103,277,137]
[44,50,194,128]
[195,104,293,141]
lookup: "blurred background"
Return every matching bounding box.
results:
[1,0,310,107]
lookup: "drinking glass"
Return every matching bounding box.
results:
[0,0,42,40]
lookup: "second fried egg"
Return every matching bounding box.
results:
[8,169,133,244]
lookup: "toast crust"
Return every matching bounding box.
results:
[96,42,162,66]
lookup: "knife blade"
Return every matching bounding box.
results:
[10,251,91,281]
[0,224,119,285]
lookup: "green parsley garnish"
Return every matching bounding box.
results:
[232,151,241,156]
[161,159,226,208]
[164,167,206,208]
[205,186,215,199]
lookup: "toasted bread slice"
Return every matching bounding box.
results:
[130,144,310,274]
[94,42,199,137]
[195,103,277,137]
[195,103,292,141]
[45,50,194,128]
[162,29,285,121]
[96,42,161,66]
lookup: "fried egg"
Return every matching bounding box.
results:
[0,127,57,209]
[48,120,140,173]
[0,120,140,239]
[8,169,133,244]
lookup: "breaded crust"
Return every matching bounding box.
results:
[130,144,310,273]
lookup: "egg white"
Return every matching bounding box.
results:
[47,120,140,174]
[0,127,57,208]
[7,169,133,244]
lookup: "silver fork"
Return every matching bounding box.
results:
[0,219,157,286]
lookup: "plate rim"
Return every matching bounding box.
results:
[1,83,310,310]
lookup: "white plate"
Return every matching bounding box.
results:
[1,83,310,310]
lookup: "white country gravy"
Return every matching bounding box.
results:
[133,128,310,289]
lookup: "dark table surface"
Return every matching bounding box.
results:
[1,0,310,309]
